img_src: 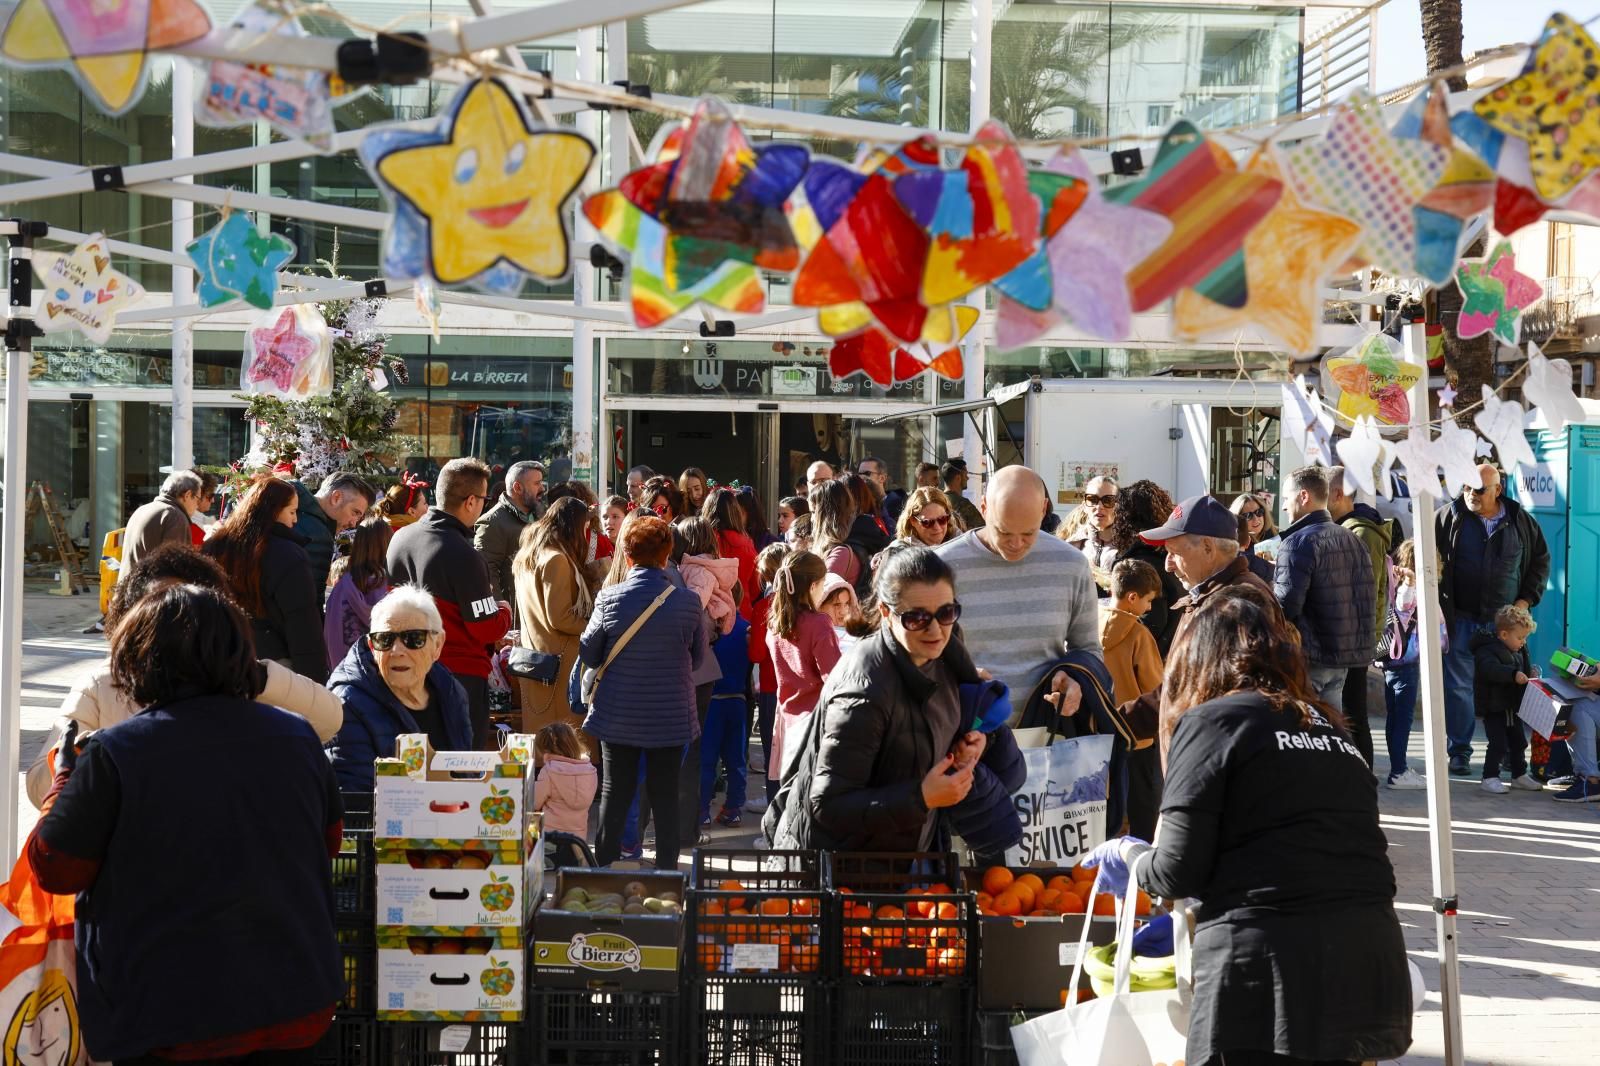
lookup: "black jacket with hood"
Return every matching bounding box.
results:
[1435,496,1550,626]
[1470,629,1532,724]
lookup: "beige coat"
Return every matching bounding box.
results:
[25,659,342,808]
[515,547,593,735]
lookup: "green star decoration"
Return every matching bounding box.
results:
[187,213,296,310]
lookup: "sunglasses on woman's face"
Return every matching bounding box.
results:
[1242,509,1264,521]
[914,514,951,529]
[369,629,432,651]
[1084,494,1118,507]
[894,602,962,632]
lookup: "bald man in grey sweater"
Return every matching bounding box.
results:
[935,466,1101,724]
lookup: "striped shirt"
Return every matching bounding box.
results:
[935,530,1103,712]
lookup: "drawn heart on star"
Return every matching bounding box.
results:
[92,255,110,274]
[81,291,94,304]
[96,289,116,304]
[54,289,69,301]
[107,277,119,291]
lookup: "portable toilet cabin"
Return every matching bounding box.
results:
[1506,420,1600,669]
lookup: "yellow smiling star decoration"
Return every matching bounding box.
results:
[1473,12,1600,202]
[1171,153,1361,355]
[360,78,595,295]
[0,0,212,115]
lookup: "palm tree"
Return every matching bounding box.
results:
[1418,0,1492,407]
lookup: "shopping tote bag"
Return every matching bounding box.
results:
[0,841,92,1065]
[1003,733,1114,867]
[1011,871,1191,1066]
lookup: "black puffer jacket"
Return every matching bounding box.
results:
[1435,497,1551,625]
[1272,510,1376,669]
[1470,630,1531,725]
[777,626,983,852]
[253,525,329,683]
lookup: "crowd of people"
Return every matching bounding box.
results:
[25,440,1600,1065]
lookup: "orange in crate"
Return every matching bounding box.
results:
[1015,873,1045,897]
[991,890,1023,916]
[718,880,746,908]
[1092,894,1116,916]
[981,867,1015,896]
[1070,863,1095,885]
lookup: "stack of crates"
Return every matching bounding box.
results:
[823,853,978,1066]
[687,849,831,1065]
[312,791,378,1066]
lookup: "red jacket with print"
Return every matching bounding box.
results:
[387,509,511,677]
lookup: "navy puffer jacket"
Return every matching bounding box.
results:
[578,566,705,748]
[325,639,472,791]
[1272,510,1377,669]
[948,680,1026,862]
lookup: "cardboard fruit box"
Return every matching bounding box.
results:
[374,737,538,857]
[376,844,542,935]
[533,869,685,992]
[962,866,1120,1010]
[376,931,525,1021]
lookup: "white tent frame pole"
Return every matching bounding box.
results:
[962,0,991,481]
[1403,319,1465,1066]
[0,223,33,869]
[171,59,196,470]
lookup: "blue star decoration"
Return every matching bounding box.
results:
[186,213,296,310]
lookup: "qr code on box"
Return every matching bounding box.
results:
[387,907,404,924]
[385,820,404,835]
[387,992,405,1010]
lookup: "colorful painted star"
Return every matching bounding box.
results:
[1455,241,1542,347]
[1392,82,1495,284]
[186,213,295,310]
[198,4,337,146]
[1473,13,1600,201]
[1171,152,1359,354]
[1283,91,1450,280]
[1473,385,1537,474]
[0,0,211,114]
[584,99,808,328]
[988,168,1089,317]
[31,233,145,344]
[247,307,317,394]
[361,78,595,294]
[993,150,1172,349]
[1322,332,1423,429]
[1103,120,1282,312]
[1335,415,1396,499]
[1522,342,1586,431]
[828,305,978,388]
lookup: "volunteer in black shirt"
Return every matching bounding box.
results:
[1086,584,1412,1066]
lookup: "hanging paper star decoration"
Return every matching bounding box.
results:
[1437,383,1458,409]
[828,305,978,388]
[1454,240,1542,347]
[1436,419,1488,496]
[244,304,330,398]
[1391,82,1496,284]
[1282,375,1336,466]
[584,98,808,328]
[186,213,295,310]
[1473,384,1537,474]
[32,233,145,344]
[197,3,337,147]
[1473,13,1600,202]
[1392,431,1447,498]
[361,78,595,295]
[1283,91,1449,280]
[993,149,1170,349]
[1322,332,1424,430]
[1335,415,1396,499]
[1522,342,1587,431]
[1171,152,1359,354]
[1104,120,1282,312]
[0,0,212,115]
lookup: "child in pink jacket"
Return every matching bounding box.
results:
[765,550,841,782]
[533,722,598,853]
[676,517,742,635]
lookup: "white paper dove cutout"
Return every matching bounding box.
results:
[1336,415,1396,499]
[1472,384,1537,474]
[1392,431,1446,498]
[1522,342,1586,432]
[1436,419,1487,495]
[1282,375,1336,465]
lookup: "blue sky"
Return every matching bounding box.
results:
[1372,2,1599,89]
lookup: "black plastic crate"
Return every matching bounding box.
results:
[823,853,976,982]
[976,1009,1043,1066]
[690,849,829,979]
[691,975,829,1066]
[336,925,375,1015]
[532,988,680,1064]
[310,1015,376,1066]
[831,980,972,1066]
[334,792,375,921]
[379,1021,526,1066]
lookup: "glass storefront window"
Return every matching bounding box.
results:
[7,330,247,389]
[985,345,1290,392]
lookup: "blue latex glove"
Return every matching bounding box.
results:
[1080,835,1148,898]
[1131,911,1173,958]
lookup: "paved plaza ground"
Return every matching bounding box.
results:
[12,585,1600,1064]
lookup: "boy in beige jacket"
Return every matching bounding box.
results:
[1099,559,1165,711]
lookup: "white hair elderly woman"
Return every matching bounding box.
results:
[326,584,473,790]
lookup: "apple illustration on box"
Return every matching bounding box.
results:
[479,871,515,912]
[479,785,515,825]
[480,957,515,997]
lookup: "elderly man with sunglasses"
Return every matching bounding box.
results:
[327,585,473,791]
[1435,463,1550,776]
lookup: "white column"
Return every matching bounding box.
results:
[1403,321,1465,1066]
[599,20,630,497]
[0,233,33,866]
[170,59,195,470]
[962,0,992,488]
[570,28,601,488]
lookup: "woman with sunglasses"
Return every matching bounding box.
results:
[1230,492,1278,585]
[893,486,959,549]
[1064,475,1121,576]
[327,585,473,792]
[782,547,989,851]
